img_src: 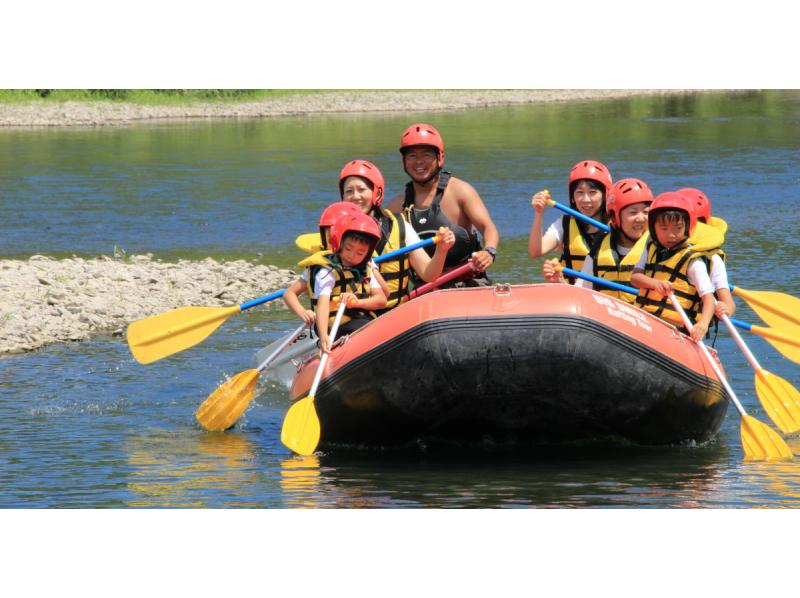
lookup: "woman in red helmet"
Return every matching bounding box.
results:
[529,160,612,283]
[631,192,716,341]
[339,159,454,311]
[544,178,653,304]
[677,187,736,319]
[309,211,388,353]
[385,123,499,287]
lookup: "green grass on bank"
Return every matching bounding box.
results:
[0,89,326,105]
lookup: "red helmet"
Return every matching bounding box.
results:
[648,191,697,242]
[399,123,445,166]
[568,160,612,196]
[338,159,385,207]
[329,212,382,257]
[606,178,653,225]
[318,202,362,249]
[677,187,712,222]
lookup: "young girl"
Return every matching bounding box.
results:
[283,201,366,325]
[677,187,736,319]
[631,192,715,342]
[543,178,653,304]
[339,159,454,311]
[529,160,612,283]
[310,212,388,353]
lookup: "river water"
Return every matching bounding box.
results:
[1,90,799,508]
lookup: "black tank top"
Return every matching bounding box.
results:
[402,171,480,268]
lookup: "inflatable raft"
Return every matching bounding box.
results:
[286,284,730,449]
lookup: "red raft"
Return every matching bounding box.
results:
[289,284,730,449]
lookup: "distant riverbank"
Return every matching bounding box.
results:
[0,89,714,127]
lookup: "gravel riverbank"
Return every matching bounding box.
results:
[0,255,296,355]
[0,89,708,127]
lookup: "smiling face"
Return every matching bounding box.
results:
[571,180,604,217]
[341,176,374,214]
[339,235,372,267]
[617,202,650,243]
[402,146,439,183]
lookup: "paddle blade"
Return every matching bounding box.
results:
[740,415,794,460]
[755,370,800,435]
[127,305,241,364]
[749,325,800,365]
[196,369,261,432]
[281,396,321,456]
[295,232,323,254]
[734,287,800,328]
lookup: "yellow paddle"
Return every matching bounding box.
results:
[195,323,308,431]
[669,294,793,460]
[716,309,800,435]
[126,289,286,364]
[281,300,348,455]
[729,284,800,329]
[295,232,323,254]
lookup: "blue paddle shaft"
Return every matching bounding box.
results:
[238,236,436,312]
[549,200,611,233]
[561,266,753,333]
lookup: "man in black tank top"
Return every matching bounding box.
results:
[386,123,500,288]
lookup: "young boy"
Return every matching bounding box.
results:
[283,201,367,325]
[677,187,736,319]
[543,177,652,303]
[631,192,715,342]
[310,212,388,353]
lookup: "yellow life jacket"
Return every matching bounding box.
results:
[374,208,412,310]
[635,240,703,328]
[560,216,603,284]
[306,253,375,328]
[593,231,649,303]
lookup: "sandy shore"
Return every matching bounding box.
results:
[0,89,708,127]
[0,255,296,355]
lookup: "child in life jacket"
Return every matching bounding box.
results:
[310,212,388,353]
[283,201,366,324]
[677,187,736,319]
[543,178,653,304]
[529,160,612,283]
[631,192,715,341]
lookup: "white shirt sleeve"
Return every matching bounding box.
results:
[687,259,714,297]
[544,217,564,246]
[633,250,648,271]
[576,255,594,289]
[300,270,308,282]
[313,267,336,299]
[403,221,421,245]
[710,254,729,291]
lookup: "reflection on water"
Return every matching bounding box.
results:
[126,431,260,507]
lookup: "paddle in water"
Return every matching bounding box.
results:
[195,323,309,432]
[281,300,349,455]
[668,294,793,460]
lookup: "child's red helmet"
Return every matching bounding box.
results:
[318,202,362,249]
[399,123,445,167]
[606,178,653,225]
[676,187,712,222]
[648,191,697,243]
[329,212,382,255]
[338,159,385,207]
[568,160,612,196]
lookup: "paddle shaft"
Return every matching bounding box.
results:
[308,301,348,397]
[546,197,611,233]
[255,324,308,373]
[668,294,747,417]
[560,266,760,339]
[407,261,475,300]
[237,236,436,314]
